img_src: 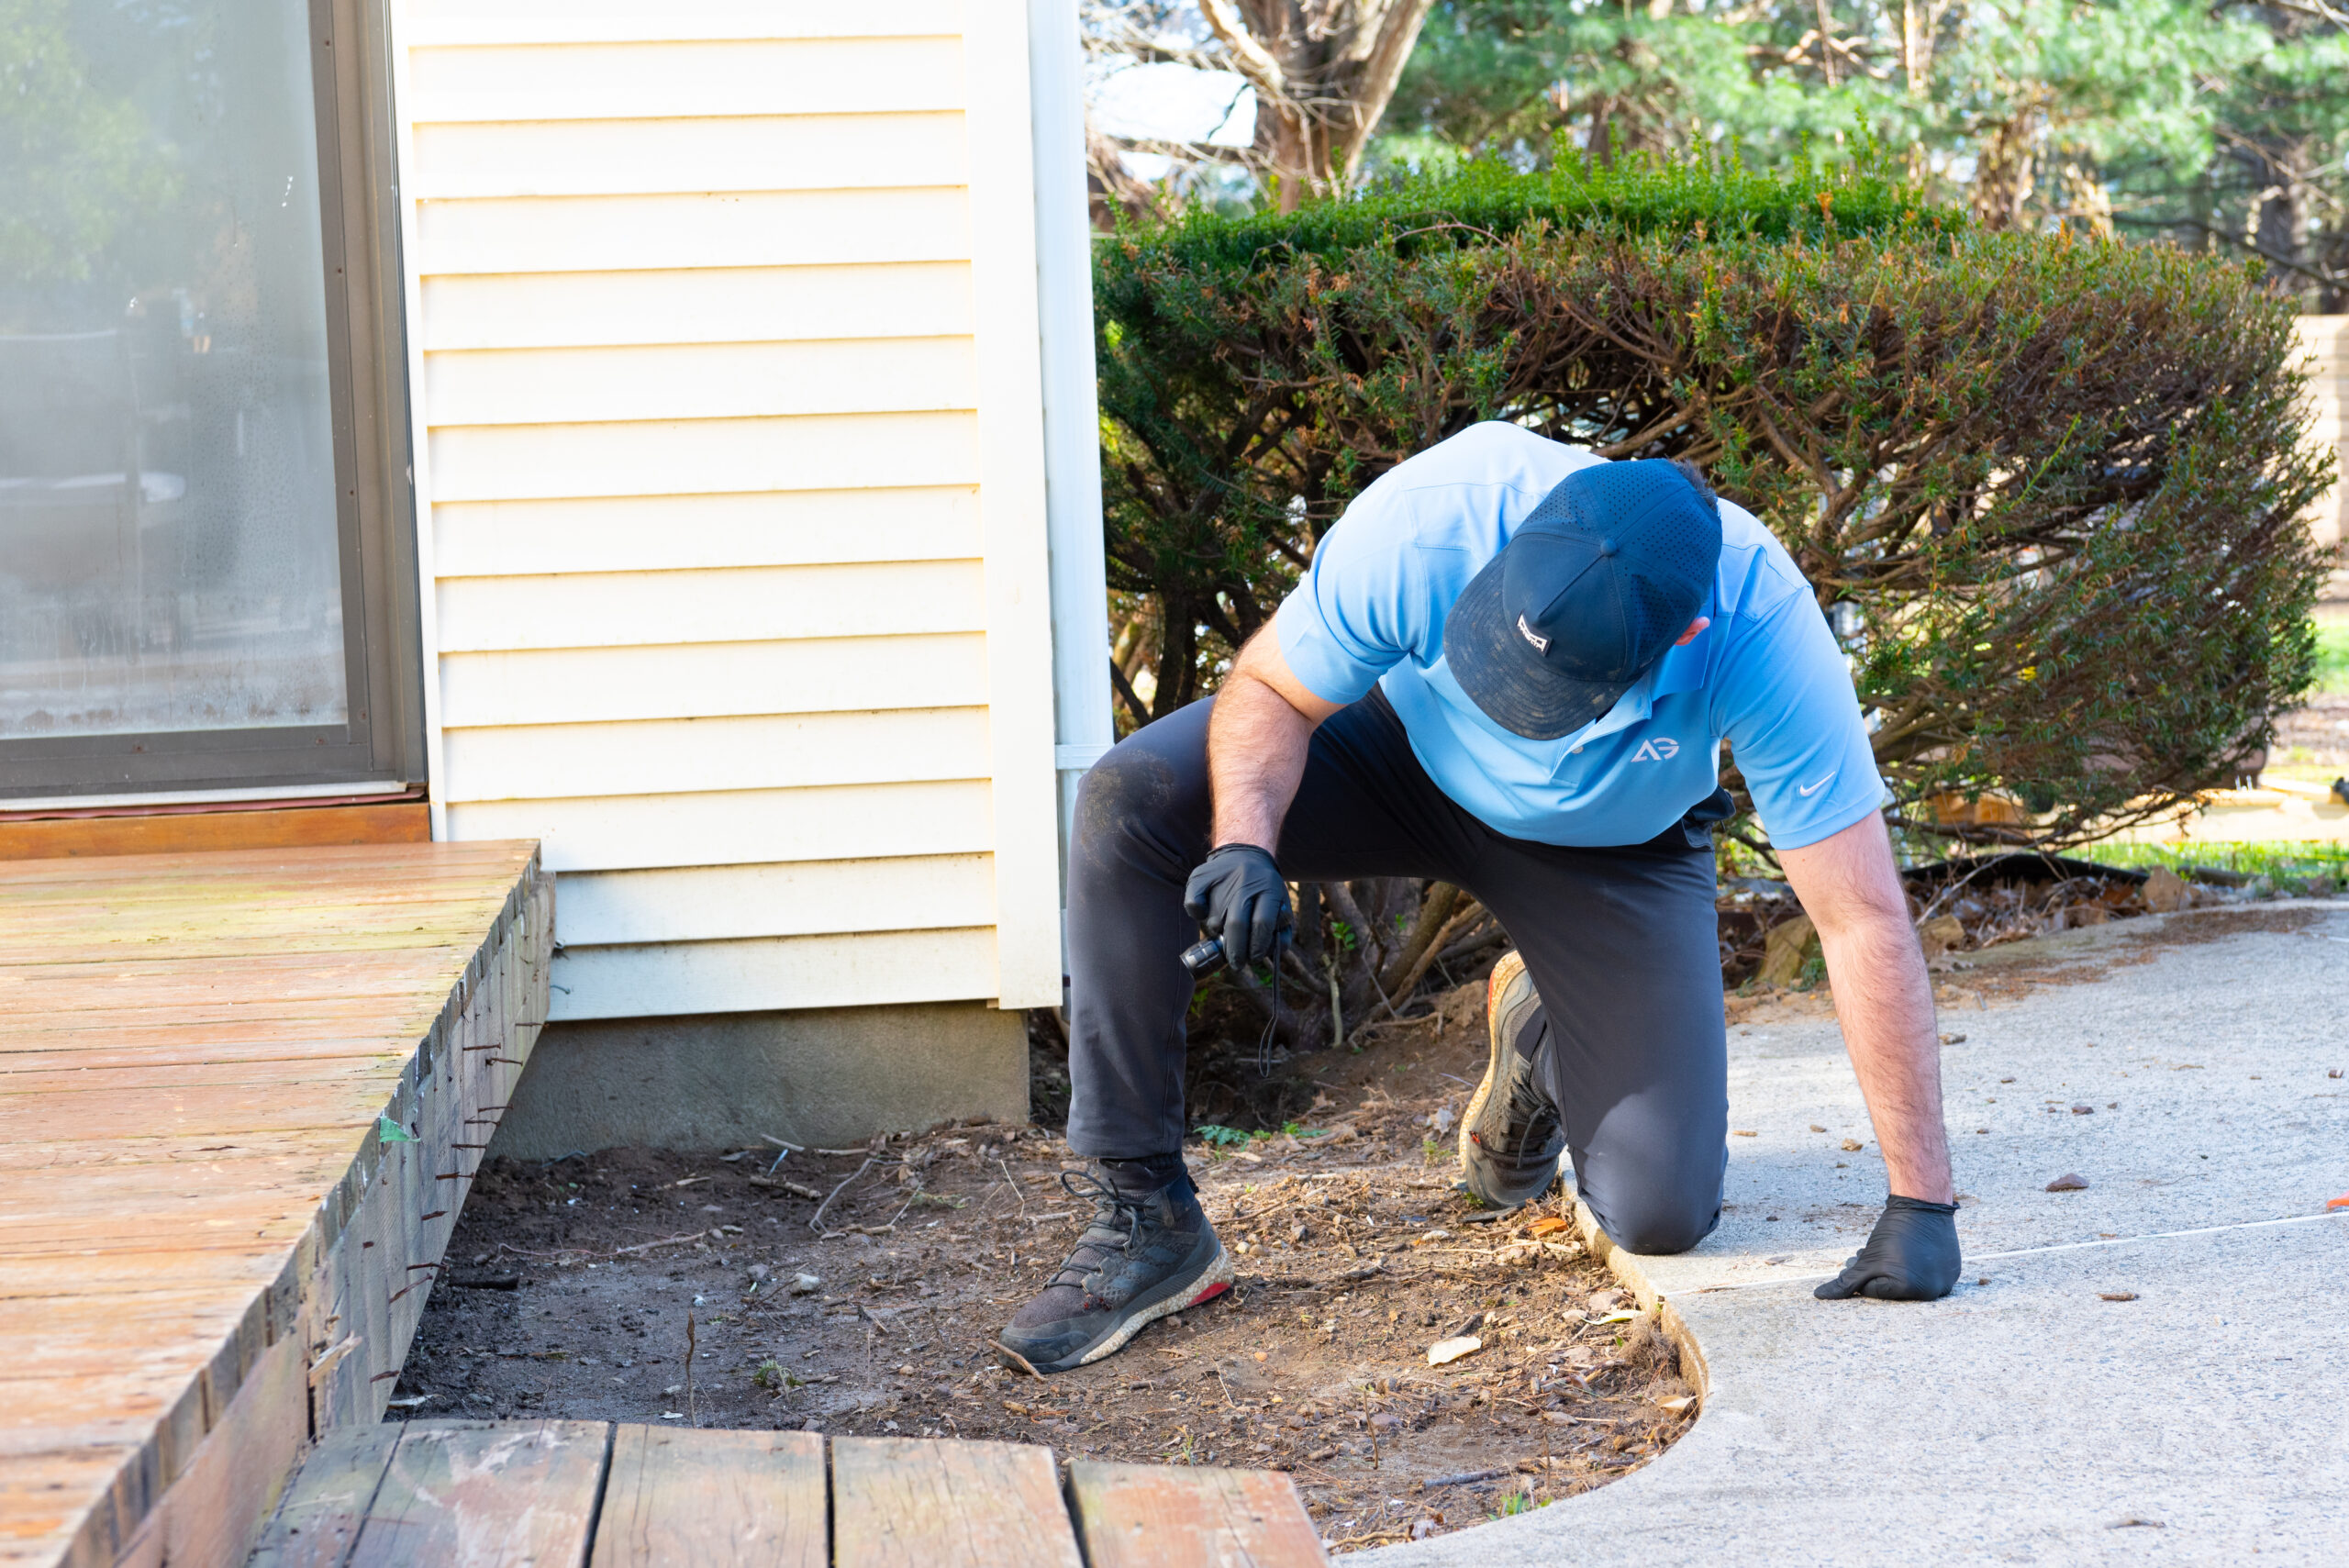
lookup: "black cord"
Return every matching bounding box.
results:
[1255,949,1284,1079]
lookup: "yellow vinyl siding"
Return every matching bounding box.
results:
[397,0,1062,1018]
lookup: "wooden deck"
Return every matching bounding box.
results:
[250,1422,1328,1568]
[0,843,552,1568]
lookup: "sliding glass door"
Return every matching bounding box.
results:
[0,0,421,802]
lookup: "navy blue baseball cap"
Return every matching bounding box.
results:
[1442,460,1722,740]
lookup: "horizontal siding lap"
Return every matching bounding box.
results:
[550,927,997,1020]
[447,781,996,873]
[434,559,985,652]
[438,634,988,728]
[423,339,979,428]
[429,487,982,578]
[427,409,981,504]
[406,39,966,123]
[400,0,966,48]
[407,114,971,200]
[415,188,974,276]
[440,706,992,802]
[417,263,975,351]
[553,855,994,945]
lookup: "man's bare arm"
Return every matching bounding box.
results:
[1779,814,1954,1204]
[1208,629,1344,851]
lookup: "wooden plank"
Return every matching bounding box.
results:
[399,0,964,46]
[0,804,429,863]
[425,338,978,429]
[246,1424,404,1568]
[427,409,980,507]
[0,844,550,1568]
[405,38,966,123]
[410,113,969,200]
[829,1438,1084,1568]
[416,262,974,352]
[589,1426,824,1568]
[553,855,994,946]
[551,926,997,1020]
[107,1334,311,1568]
[429,485,981,580]
[446,779,995,873]
[417,187,972,276]
[440,633,988,729]
[1068,1462,1330,1568]
[343,1421,609,1568]
[441,707,992,803]
[432,560,985,657]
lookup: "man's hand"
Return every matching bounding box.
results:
[1184,844,1293,967]
[1814,1195,1961,1301]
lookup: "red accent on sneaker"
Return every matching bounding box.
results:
[1185,1281,1231,1307]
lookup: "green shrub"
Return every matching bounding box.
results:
[1096,152,2334,851]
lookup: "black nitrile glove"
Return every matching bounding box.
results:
[1814,1195,1961,1301]
[1183,843,1293,969]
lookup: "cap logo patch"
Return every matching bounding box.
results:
[1516,614,1552,655]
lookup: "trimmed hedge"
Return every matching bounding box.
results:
[1096,154,2335,847]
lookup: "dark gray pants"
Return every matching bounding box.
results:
[1064,689,1728,1255]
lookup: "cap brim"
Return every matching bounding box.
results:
[1442,552,1633,741]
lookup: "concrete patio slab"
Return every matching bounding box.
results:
[1364,902,2349,1565]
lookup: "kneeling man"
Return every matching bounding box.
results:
[1001,423,1960,1373]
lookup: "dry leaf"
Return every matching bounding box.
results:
[2098,1292,2139,1302]
[1659,1395,1697,1414]
[1427,1335,1484,1367]
[1840,1138,1864,1152]
[2046,1173,2090,1192]
[1527,1217,1571,1237]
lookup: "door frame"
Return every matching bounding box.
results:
[0,0,427,805]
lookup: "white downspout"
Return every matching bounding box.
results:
[1028,0,1113,998]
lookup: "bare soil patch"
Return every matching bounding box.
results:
[396,981,1695,1551]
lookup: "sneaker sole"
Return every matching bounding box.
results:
[1457,952,1557,1207]
[1003,1245,1236,1376]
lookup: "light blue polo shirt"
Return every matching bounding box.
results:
[1275,422,1887,851]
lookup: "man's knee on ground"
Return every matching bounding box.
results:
[1590,1191,1718,1256]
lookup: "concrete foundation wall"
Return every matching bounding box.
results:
[487,1001,1029,1160]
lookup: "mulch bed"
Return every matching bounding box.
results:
[394,979,1696,1551]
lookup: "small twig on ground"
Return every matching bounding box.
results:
[809,1156,879,1232]
[996,1157,1028,1218]
[610,1230,717,1258]
[685,1312,698,1427]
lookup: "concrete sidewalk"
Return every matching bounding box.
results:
[1364,902,2349,1566]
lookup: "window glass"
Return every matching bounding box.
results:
[0,0,347,740]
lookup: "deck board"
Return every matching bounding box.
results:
[829,1437,1084,1568]
[590,1425,826,1568]
[0,842,549,1568]
[345,1422,607,1568]
[1068,1461,1330,1568]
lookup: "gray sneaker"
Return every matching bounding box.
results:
[1458,951,1566,1207]
[997,1170,1233,1373]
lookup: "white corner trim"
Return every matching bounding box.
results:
[964,0,1063,1010]
[385,1,447,842]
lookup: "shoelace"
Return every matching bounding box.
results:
[1046,1170,1151,1290]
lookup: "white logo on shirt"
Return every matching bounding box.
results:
[1516,614,1551,655]
[1797,773,1835,796]
[1631,738,1681,762]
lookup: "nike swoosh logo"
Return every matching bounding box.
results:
[1797,774,1834,796]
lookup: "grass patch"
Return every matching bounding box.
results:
[2312,608,2349,696]
[2066,839,2349,892]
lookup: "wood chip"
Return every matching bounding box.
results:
[1427,1335,1483,1367]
